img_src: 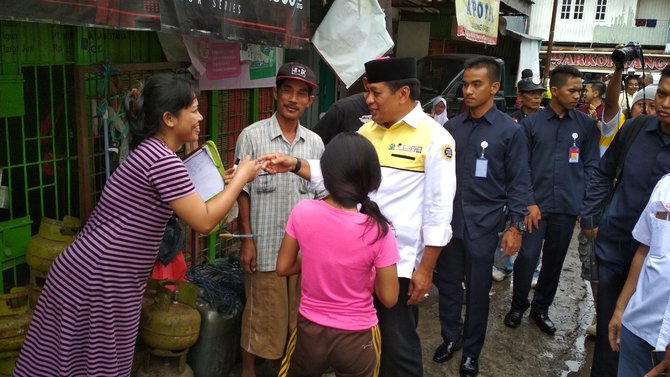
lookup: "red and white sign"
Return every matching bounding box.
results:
[544,51,669,72]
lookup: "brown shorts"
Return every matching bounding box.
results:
[279,314,381,377]
[240,272,301,360]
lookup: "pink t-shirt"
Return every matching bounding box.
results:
[285,200,400,331]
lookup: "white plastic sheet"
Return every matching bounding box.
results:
[312,0,394,88]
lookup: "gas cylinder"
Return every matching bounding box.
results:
[0,288,31,353]
[0,351,19,377]
[136,349,194,377]
[140,281,201,351]
[25,216,80,273]
[187,297,241,377]
[0,288,31,377]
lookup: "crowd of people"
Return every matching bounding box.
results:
[12,47,670,377]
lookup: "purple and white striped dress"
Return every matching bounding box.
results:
[13,138,195,377]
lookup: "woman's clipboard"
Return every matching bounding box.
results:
[183,141,226,202]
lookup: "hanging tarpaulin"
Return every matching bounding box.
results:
[0,0,160,30]
[159,0,310,50]
[455,0,500,45]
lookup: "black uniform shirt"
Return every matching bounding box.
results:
[446,106,530,240]
[521,106,600,216]
[581,117,670,266]
[313,93,370,145]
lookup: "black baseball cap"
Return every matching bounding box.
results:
[517,78,545,92]
[276,62,317,90]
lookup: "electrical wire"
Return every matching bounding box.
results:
[186,261,245,317]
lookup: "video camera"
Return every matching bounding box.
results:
[612,42,643,67]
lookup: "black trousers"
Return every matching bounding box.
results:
[590,237,637,377]
[436,228,499,359]
[511,213,577,313]
[373,277,422,377]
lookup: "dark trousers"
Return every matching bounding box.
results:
[373,277,422,377]
[511,213,577,313]
[436,228,499,359]
[590,238,637,377]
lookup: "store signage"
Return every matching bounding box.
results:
[547,52,669,71]
[455,0,500,45]
[159,0,310,49]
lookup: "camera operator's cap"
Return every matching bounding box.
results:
[518,77,545,92]
[276,62,317,90]
[365,57,417,83]
[632,85,658,106]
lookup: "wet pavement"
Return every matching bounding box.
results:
[421,227,596,377]
[230,227,596,377]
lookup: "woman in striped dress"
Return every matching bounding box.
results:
[13,73,261,377]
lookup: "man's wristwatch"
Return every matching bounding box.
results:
[509,220,526,233]
[292,157,302,174]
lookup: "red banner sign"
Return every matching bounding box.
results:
[546,52,669,71]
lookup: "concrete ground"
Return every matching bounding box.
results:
[420,227,596,377]
[229,227,597,377]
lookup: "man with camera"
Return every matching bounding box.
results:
[616,43,644,117]
[581,41,670,376]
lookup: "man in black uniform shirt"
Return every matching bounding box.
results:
[312,92,370,145]
[433,56,530,377]
[504,65,600,335]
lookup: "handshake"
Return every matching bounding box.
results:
[223,153,305,185]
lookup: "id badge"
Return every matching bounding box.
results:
[569,147,580,163]
[475,157,488,178]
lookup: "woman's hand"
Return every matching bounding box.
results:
[234,156,262,183]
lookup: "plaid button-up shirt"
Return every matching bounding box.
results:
[235,114,325,272]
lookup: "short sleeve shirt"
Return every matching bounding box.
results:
[286,200,400,331]
[623,174,670,350]
[234,114,325,272]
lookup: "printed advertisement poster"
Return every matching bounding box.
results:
[455,0,500,45]
[0,0,160,30]
[184,37,281,91]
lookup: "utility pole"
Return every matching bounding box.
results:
[542,0,559,86]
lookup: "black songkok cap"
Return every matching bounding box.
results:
[364,57,417,83]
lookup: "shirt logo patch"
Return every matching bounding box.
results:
[442,144,454,161]
[359,115,372,123]
[389,143,423,153]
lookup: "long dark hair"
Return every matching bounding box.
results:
[320,132,391,242]
[124,73,199,150]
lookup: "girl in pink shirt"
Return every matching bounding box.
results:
[276,132,400,377]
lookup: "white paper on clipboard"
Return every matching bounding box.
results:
[184,147,224,202]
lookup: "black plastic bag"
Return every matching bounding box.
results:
[157,215,185,265]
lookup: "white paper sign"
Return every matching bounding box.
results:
[312,0,394,88]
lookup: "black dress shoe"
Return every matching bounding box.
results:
[530,309,557,335]
[504,309,523,328]
[460,356,479,377]
[432,340,463,363]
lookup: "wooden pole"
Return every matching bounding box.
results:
[542,0,560,86]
